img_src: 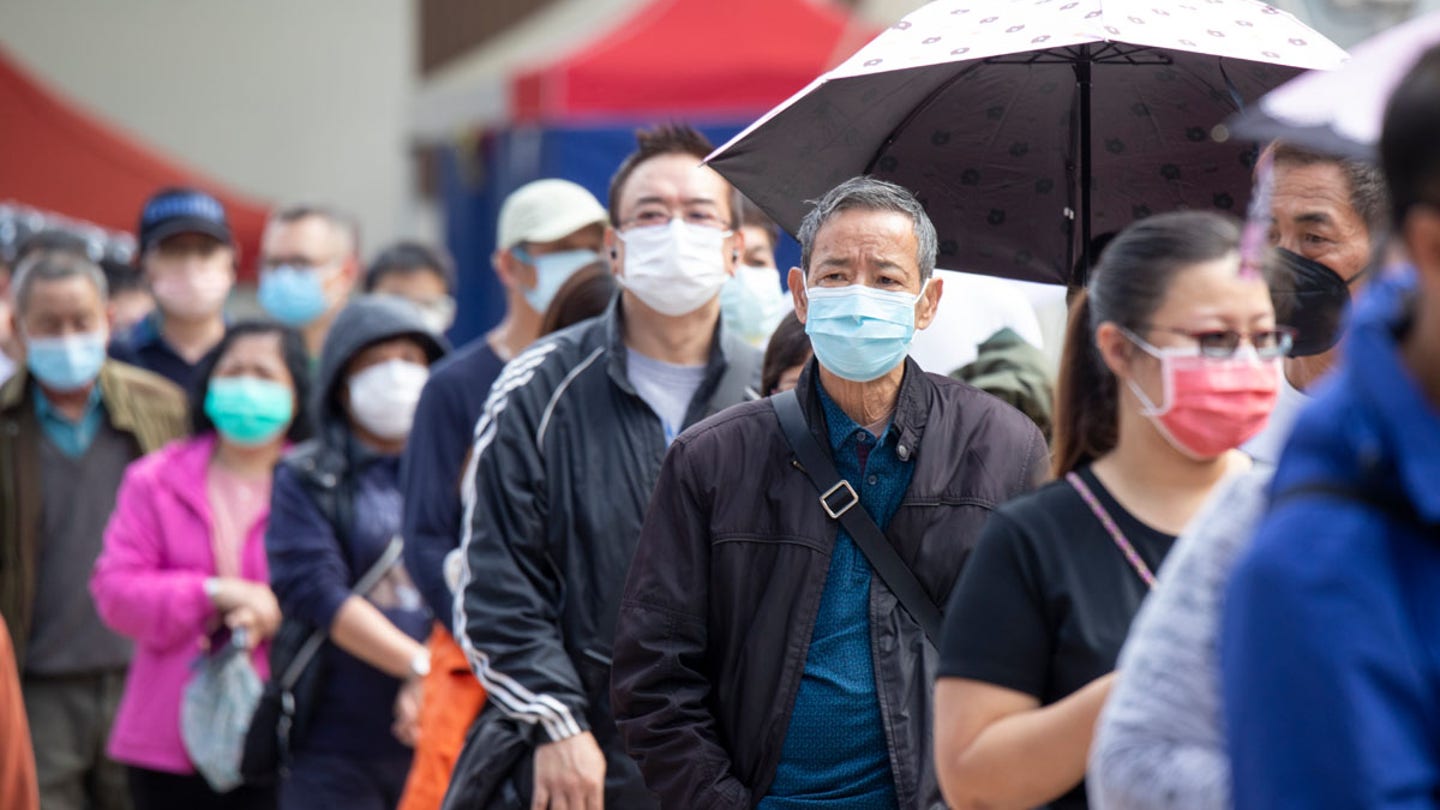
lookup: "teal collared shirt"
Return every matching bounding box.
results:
[33,385,105,458]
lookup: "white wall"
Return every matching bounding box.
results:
[0,0,428,259]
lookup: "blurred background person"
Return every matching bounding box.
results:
[0,621,39,810]
[395,256,611,810]
[952,327,1055,442]
[537,259,617,337]
[266,296,446,810]
[760,310,810,396]
[110,188,237,390]
[1222,44,1440,810]
[720,197,790,347]
[101,259,155,342]
[934,212,1283,810]
[363,240,457,336]
[395,179,605,810]
[1,251,188,810]
[91,321,312,810]
[256,205,361,358]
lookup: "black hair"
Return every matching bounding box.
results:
[608,124,738,228]
[1381,44,1440,231]
[364,240,457,294]
[1052,211,1251,477]
[189,320,314,443]
[737,194,782,250]
[100,258,146,296]
[539,261,617,336]
[1264,141,1390,237]
[762,311,812,396]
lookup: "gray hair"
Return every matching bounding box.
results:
[797,176,938,282]
[265,203,361,258]
[1264,141,1390,237]
[12,250,108,314]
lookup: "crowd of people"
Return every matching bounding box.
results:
[0,37,1438,810]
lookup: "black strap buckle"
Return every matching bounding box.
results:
[819,480,859,519]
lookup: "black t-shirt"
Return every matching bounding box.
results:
[938,465,1176,810]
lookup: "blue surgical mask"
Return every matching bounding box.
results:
[720,264,789,347]
[25,331,108,391]
[258,265,329,327]
[803,281,927,382]
[516,248,598,313]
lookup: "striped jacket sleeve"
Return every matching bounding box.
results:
[453,342,591,743]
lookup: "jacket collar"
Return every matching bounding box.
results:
[1,365,125,426]
[794,356,932,463]
[603,294,734,398]
[1345,270,1440,524]
[161,434,220,519]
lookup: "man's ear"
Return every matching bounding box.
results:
[604,227,623,277]
[788,266,807,324]
[491,248,517,289]
[724,229,746,278]
[914,275,944,331]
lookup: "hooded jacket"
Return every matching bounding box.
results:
[450,298,760,808]
[264,295,447,756]
[610,359,1048,809]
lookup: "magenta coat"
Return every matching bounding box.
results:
[90,434,273,774]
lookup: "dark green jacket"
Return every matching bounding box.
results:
[0,361,188,668]
[952,327,1054,442]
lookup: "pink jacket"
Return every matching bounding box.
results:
[90,434,273,774]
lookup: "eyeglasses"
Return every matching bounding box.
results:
[619,209,729,231]
[1138,324,1296,360]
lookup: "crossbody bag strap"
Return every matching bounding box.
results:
[278,534,405,690]
[772,389,944,643]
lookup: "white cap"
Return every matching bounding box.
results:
[496,179,607,251]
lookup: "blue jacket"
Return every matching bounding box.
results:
[1222,268,1440,809]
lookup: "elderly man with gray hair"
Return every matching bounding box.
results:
[610,176,1048,810]
[0,251,187,810]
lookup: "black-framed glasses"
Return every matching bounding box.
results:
[1139,324,1296,360]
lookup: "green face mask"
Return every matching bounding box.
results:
[204,376,294,447]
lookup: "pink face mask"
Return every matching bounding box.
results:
[152,267,232,321]
[1122,331,1281,460]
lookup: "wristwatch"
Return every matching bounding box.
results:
[409,649,431,680]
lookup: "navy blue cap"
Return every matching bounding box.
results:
[138,188,232,252]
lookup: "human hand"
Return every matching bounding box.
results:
[532,731,606,810]
[392,677,423,747]
[212,579,282,640]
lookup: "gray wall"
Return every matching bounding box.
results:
[0,0,430,259]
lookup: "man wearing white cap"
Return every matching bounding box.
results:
[396,178,606,810]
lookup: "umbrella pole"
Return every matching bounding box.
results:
[1075,51,1093,287]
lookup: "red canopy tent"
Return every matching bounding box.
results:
[510,0,875,123]
[0,46,270,279]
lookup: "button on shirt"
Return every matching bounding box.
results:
[762,384,913,809]
[33,386,104,458]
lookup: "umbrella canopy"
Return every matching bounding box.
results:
[708,0,1347,286]
[1228,10,1440,160]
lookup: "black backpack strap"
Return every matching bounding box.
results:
[771,388,944,643]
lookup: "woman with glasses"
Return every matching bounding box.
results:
[932,211,1283,810]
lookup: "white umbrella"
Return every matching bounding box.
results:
[708,0,1347,285]
[1228,10,1440,160]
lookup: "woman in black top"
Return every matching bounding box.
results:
[933,211,1286,810]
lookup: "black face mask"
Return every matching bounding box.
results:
[1272,247,1359,358]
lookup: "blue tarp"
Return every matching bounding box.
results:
[440,121,799,345]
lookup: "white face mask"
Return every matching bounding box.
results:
[346,359,430,440]
[616,219,732,317]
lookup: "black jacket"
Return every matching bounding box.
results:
[610,359,1048,809]
[454,300,760,806]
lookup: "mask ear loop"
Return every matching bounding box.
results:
[1118,327,1175,417]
